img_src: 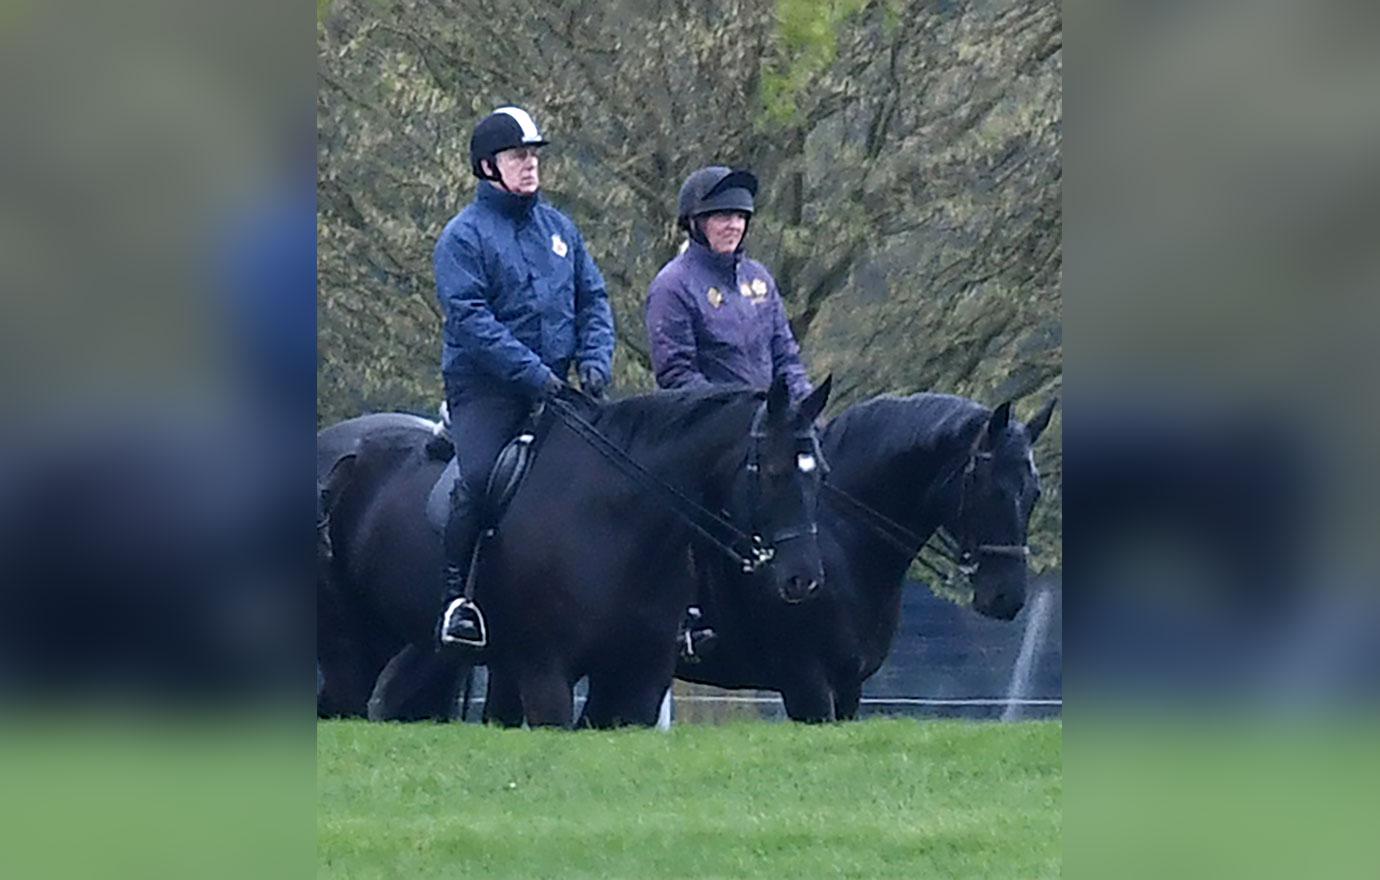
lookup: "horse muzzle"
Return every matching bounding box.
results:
[778,574,822,604]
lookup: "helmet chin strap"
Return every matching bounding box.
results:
[482,159,536,196]
[688,216,709,247]
[479,157,508,189]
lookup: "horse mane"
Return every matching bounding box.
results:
[592,386,764,451]
[822,393,990,467]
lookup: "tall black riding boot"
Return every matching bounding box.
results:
[436,482,488,649]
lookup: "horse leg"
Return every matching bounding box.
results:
[579,675,615,729]
[317,587,380,718]
[316,645,377,718]
[781,685,836,723]
[834,678,863,721]
[517,662,574,729]
[483,664,524,728]
[780,664,837,723]
[621,679,674,727]
[367,645,465,722]
[591,654,675,728]
[404,651,469,721]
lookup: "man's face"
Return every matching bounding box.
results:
[701,210,748,254]
[492,146,540,195]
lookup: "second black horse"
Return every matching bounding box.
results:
[677,393,1056,721]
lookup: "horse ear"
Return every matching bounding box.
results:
[798,374,832,425]
[766,374,791,420]
[988,400,1021,444]
[1026,397,1057,444]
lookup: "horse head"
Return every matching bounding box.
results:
[738,374,833,604]
[953,397,1056,621]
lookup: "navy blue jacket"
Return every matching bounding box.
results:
[435,182,614,398]
[645,239,811,402]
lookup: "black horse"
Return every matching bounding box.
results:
[676,393,1056,721]
[320,376,832,727]
[316,412,458,719]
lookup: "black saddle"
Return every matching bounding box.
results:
[425,429,541,535]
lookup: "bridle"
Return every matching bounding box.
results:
[949,451,1031,574]
[821,446,1031,577]
[741,402,826,558]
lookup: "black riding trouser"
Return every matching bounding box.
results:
[441,387,532,601]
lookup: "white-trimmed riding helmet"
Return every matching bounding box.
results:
[470,106,549,180]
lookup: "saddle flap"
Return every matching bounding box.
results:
[482,433,535,523]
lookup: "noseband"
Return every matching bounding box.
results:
[952,451,1031,574]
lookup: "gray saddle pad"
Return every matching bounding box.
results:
[425,457,460,533]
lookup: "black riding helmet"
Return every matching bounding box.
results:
[469,106,549,182]
[677,166,758,245]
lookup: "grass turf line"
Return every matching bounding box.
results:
[318,718,1061,879]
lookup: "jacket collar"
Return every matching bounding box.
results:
[477,180,538,219]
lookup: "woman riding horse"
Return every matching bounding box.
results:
[645,165,817,656]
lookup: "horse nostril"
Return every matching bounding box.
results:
[785,576,819,599]
[780,575,815,603]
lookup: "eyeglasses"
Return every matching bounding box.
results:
[500,147,542,161]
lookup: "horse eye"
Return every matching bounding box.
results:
[797,454,817,473]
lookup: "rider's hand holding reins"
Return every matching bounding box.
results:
[579,364,608,401]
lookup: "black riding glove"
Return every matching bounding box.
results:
[541,373,569,401]
[579,365,609,401]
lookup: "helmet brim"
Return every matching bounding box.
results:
[704,170,758,199]
[692,188,756,216]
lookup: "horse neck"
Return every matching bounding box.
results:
[828,438,967,563]
[608,398,755,504]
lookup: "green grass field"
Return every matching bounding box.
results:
[318,718,1061,879]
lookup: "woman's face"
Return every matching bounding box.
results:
[701,211,748,254]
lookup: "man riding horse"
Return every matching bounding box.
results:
[432,106,614,649]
